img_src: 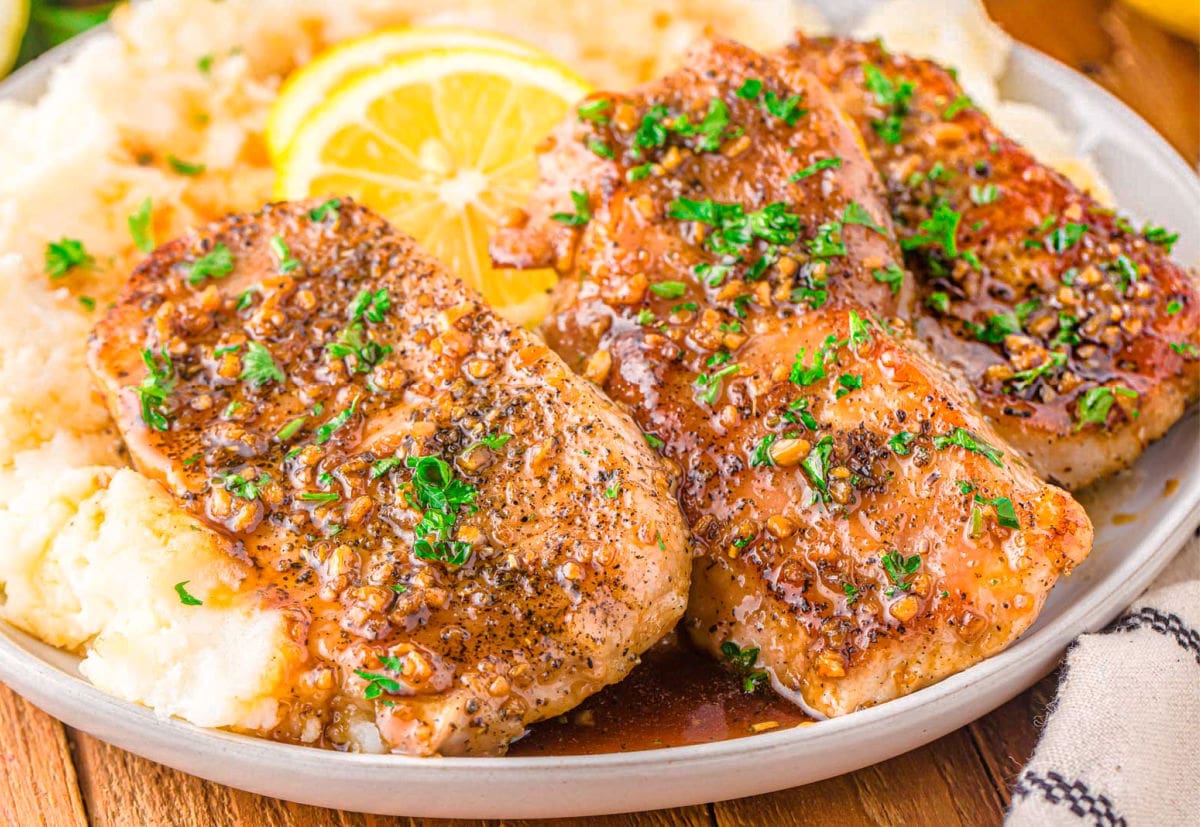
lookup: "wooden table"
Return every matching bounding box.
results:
[2,2,1195,825]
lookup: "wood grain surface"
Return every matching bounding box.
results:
[1,0,1195,824]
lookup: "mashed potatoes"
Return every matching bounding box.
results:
[0,0,1108,733]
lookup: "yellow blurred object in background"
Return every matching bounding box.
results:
[0,0,30,76]
[1120,0,1199,41]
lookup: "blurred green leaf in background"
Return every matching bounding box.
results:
[12,0,115,74]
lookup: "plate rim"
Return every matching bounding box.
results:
[0,26,1198,818]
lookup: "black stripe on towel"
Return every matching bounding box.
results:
[1106,607,1200,664]
[1012,771,1126,827]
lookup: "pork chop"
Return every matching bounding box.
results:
[783,36,1200,489]
[87,199,691,755]
[493,39,1092,716]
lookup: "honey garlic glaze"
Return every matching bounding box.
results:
[86,199,692,756]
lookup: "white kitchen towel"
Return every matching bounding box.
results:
[1006,528,1200,827]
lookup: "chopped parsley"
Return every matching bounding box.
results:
[1166,300,1183,315]
[843,201,887,235]
[750,434,777,468]
[1007,351,1067,392]
[643,432,665,449]
[1045,222,1088,254]
[649,280,687,299]
[79,296,96,311]
[789,156,842,182]
[187,242,234,285]
[325,322,391,372]
[974,494,1020,529]
[269,234,300,273]
[972,310,1021,344]
[406,454,478,566]
[349,288,389,323]
[309,198,341,222]
[881,550,921,595]
[45,238,93,278]
[733,78,805,125]
[668,197,801,256]
[174,581,203,606]
[932,427,1004,467]
[627,162,654,182]
[134,348,174,431]
[371,457,403,479]
[577,99,611,123]
[694,363,740,406]
[128,198,155,253]
[672,97,731,152]
[1170,341,1198,357]
[926,291,950,314]
[472,433,512,452]
[604,480,622,499]
[835,373,863,399]
[587,138,613,159]
[218,472,269,500]
[355,664,402,700]
[862,63,914,144]
[843,582,860,603]
[240,341,285,387]
[807,221,846,258]
[167,155,206,176]
[800,435,834,502]
[315,398,357,445]
[197,54,214,74]
[1108,255,1139,291]
[942,94,974,119]
[736,78,764,99]
[551,190,591,226]
[760,90,806,126]
[634,104,670,149]
[901,203,961,259]
[872,263,905,295]
[275,415,307,441]
[888,431,916,455]
[782,398,819,430]
[299,491,339,503]
[969,183,999,205]
[1142,223,1178,253]
[720,641,767,693]
[1074,386,1138,431]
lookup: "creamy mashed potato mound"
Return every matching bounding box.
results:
[0,0,1109,735]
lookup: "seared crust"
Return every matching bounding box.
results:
[784,36,1200,489]
[88,200,691,755]
[495,39,1092,716]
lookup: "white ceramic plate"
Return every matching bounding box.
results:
[1,14,1198,822]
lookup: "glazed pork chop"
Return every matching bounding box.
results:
[784,36,1200,489]
[88,199,691,755]
[493,39,1092,716]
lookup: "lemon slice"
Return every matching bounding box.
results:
[267,26,539,162]
[276,48,590,326]
[0,0,29,77]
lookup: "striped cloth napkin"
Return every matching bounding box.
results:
[1006,529,1200,826]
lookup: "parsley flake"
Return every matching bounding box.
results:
[174,581,203,606]
[128,198,155,253]
[45,238,93,278]
[240,341,285,387]
[551,190,591,226]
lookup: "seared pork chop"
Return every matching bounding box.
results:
[784,36,1200,489]
[493,39,1091,716]
[88,199,690,755]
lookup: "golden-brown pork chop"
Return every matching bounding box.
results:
[88,199,691,755]
[784,36,1200,489]
[493,39,1091,716]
